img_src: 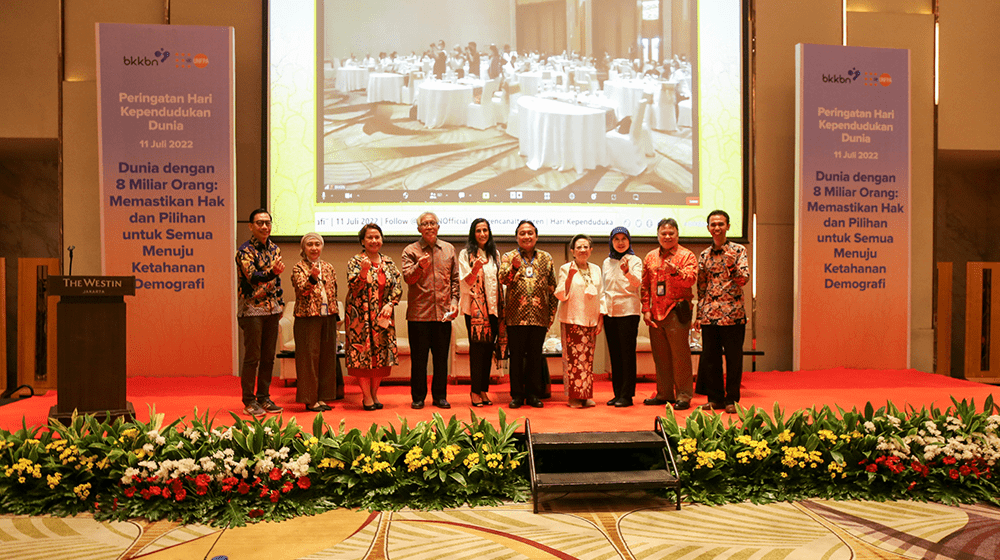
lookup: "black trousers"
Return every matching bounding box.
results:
[506,325,546,400]
[604,314,640,399]
[465,314,498,393]
[700,323,746,404]
[408,321,452,402]
[238,313,280,405]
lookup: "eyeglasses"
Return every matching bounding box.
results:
[419,221,439,227]
[253,220,272,227]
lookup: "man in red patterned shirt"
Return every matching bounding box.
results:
[641,218,697,409]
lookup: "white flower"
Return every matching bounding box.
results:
[863,421,876,433]
[282,453,311,478]
[120,467,140,485]
[142,443,155,454]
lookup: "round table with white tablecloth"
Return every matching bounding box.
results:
[602,78,652,121]
[366,72,404,103]
[416,81,473,128]
[517,96,609,174]
[336,67,369,92]
[516,70,568,97]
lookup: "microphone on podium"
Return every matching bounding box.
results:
[67,245,76,276]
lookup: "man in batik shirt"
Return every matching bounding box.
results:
[696,209,750,414]
[235,208,285,417]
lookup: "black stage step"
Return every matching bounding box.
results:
[525,417,681,513]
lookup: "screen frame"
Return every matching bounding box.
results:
[261,0,753,246]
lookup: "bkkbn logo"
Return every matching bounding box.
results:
[821,74,851,84]
[122,55,159,66]
[847,67,861,80]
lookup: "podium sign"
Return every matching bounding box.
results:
[49,276,135,423]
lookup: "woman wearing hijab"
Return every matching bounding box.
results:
[555,234,604,408]
[459,218,504,406]
[601,227,643,407]
[290,232,339,412]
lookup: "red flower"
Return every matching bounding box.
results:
[141,489,152,500]
[907,481,916,491]
[959,465,971,476]
[175,489,187,502]
[942,456,957,465]
[297,476,311,490]
[149,486,162,496]
[248,508,265,518]
[269,490,280,503]
[123,486,136,498]
[237,481,250,495]
[170,479,184,493]
[949,469,960,480]
[282,481,294,494]
[162,488,171,499]
[865,464,878,473]
[269,468,282,481]
[195,474,212,488]
[260,487,269,498]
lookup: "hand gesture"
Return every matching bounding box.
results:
[567,265,578,279]
[380,303,393,319]
[724,249,737,269]
[359,256,372,278]
[472,257,485,272]
[418,253,431,270]
[272,256,285,275]
[511,254,521,269]
[620,257,630,274]
[643,311,659,330]
[692,318,701,332]
[310,263,321,278]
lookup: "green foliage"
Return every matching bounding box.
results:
[0,407,526,527]
[660,397,1000,506]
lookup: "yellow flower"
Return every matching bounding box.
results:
[47,473,62,489]
[777,430,793,443]
[73,483,91,500]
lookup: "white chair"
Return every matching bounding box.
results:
[492,82,522,138]
[467,78,501,129]
[606,95,654,176]
[651,81,678,132]
[678,98,692,128]
[401,71,424,105]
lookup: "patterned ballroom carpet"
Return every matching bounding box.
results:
[3,496,999,559]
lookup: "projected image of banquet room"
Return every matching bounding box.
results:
[319,0,703,206]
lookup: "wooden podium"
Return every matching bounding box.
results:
[47,276,135,423]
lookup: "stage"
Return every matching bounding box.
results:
[1,368,996,432]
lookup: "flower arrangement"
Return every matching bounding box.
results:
[4,397,999,526]
[0,408,526,527]
[660,396,1000,506]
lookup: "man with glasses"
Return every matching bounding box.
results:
[402,211,460,409]
[235,208,285,417]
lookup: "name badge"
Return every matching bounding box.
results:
[656,281,666,297]
[525,266,534,278]
[320,302,329,316]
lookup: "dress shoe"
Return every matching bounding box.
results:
[509,399,524,409]
[643,397,670,406]
[479,392,492,406]
[411,401,425,410]
[699,402,722,411]
[568,398,583,409]
[607,397,621,406]
[725,403,738,414]
[374,401,384,410]
[470,393,485,407]
[306,403,331,412]
[673,400,691,411]
[582,399,596,408]
[258,398,283,414]
[527,397,544,408]
[433,399,451,409]
[614,398,633,407]
[362,402,377,411]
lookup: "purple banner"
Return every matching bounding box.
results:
[794,43,911,370]
[96,23,236,377]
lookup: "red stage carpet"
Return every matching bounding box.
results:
[1,369,996,433]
